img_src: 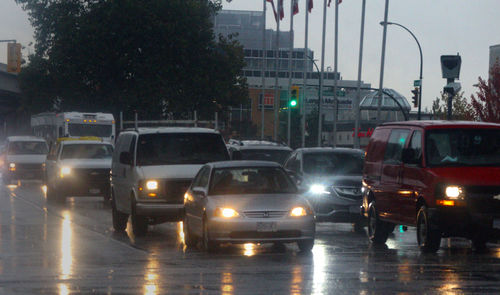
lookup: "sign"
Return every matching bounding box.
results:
[413,80,421,87]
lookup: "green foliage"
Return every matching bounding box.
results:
[431,91,474,121]
[16,0,247,119]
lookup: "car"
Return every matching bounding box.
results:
[183,160,315,252]
[44,138,113,202]
[2,136,49,184]
[283,147,365,229]
[111,127,230,237]
[361,121,500,253]
[227,140,292,165]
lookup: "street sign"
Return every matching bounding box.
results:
[413,80,421,87]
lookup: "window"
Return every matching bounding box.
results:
[68,123,112,137]
[192,166,210,188]
[409,131,422,163]
[303,151,364,175]
[8,141,48,155]
[61,144,113,159]
[383,129,410,164]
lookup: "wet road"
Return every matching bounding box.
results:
[2,181,500,294]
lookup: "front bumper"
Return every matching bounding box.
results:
[208,216,315,243]
[135,202,184,221]
[5,168,44,181]
[306,192,362,222]
[57,178,109,197]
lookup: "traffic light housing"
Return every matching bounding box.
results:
[290,85,299,108]
[411,87,419,108]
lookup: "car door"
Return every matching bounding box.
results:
[45,142,60,186]
[190,166,211,236]
[379,129,410,222]
[399,129,425,225]
[112,133,133,212]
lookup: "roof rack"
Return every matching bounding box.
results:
[56,136,103,142]
[227,138,288,147]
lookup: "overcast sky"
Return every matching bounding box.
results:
[2,0,499,110]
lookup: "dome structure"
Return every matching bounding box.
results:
[360,88,411,112]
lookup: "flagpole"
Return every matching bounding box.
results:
[354,0,366,149]
[274,2,281,141]
[332,0,339,147]
[287,0,295,146]
[318,0,327,147]
[377,0,390,121]
[261,0,267,140]
[301,0,310,148]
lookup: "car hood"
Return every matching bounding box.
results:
[429,166,500,186]
[303,174,362,188]
[137,165,202,180]
[210,193,309,212]
[6,154,46,164]
[60,159,111,169]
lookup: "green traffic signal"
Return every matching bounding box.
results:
[290,99,297,107]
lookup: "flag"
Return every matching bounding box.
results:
[293,0,299,15]
[328,0,341,7]
[308,0,313,12]
[278,0,284,20]
[267,0,278,22]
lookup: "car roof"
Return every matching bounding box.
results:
[295,147,364,154]
[232,145,292,151]
[121,127,220,135]
[61,140,112,145]
[7,136,46,142]
[380,120,500,129]
[206,160,282,169]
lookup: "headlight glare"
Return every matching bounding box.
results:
[218,208,239,218]
[445,186,463,199]
[290,207,307,217]
[60,167,71,178]
[310,184,330,195]
[8,163,15,171]
[146,180,158,190]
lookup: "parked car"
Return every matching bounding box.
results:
[111,127,229,236]
[2,136,48,184]
[361,121,500,252]
[45,138,113,202]
[183,160,315,252]
[284,147,365,229]
[227,140,292,165]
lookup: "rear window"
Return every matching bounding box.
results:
[8,141,48,155]
[303,151,364,175]
[240,149,291,165]
[136,133,229,166]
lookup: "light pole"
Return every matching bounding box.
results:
[306,55,322,147]
[380,21,423,120]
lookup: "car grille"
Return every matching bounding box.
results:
[162,179,192,204]
[229,230,301,239]
[243,211,288,219]
[72,168,110,183]
[466,185,500,216]
[330,186,363,201]
[15,163,43,170]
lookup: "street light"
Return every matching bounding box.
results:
[380,21,423,120]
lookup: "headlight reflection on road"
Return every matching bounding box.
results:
[221,272,234,295]
[58,283,70,295]
[312,244,327,295]
[178,221,185,246]
[41,185,47,196]
[290,265,303,295]
[60,211,73,280]
[243,243,255,257]
[144,257,160,295]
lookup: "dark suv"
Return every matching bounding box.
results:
[362,121,500,252]
[227,140,292,165]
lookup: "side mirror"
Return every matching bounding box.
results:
[119,151,132,165]
[232,150,242,160]
[192,188,206,198]
[402,148,418,165]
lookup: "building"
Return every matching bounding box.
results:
[489,44,500,70]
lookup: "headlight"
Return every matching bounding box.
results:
[309,184,330,195]
[146,180,158,190]
[8,163,16,171]
[290,207,307,217]
[60,167,71,178]
[445,186,464,199]
[216,207,239,218]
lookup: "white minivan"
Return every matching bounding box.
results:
[2,136,48,184]
[111,127,229,236]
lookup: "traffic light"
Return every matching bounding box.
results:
[411,87,419,108]
[290,85,299,108]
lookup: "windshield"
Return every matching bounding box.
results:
[60,144,113,159]
[136,133,229,166]
[68,123,112,137]
[8,141,48,155]
[303,152,364,175]
[426,128,500,167]
[210,167,297,195]
[240,149,291,165]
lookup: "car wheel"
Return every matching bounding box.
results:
[297,239,314,252]
[112,193,129,232]
[183,215,197,248]
[417,206,441,253]
[367,202,391,244]
[202,217,217,252]
[131,201,148,237]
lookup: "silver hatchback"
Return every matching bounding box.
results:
[183,161,315,252]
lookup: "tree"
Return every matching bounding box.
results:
[431,91,474,121]
[15,0,247,119]
[470,62,500,123]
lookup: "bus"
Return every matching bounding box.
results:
[31,112,116,144]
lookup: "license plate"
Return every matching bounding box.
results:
[89,188,100,194]
[494,219,500,229]
[256,222,277,232]
[349,206,360,214]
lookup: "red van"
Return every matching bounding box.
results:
[361,121,500,252]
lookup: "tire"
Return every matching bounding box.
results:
[472,232,489,252]
[367,202,391,244]
[417,206,441,253]
[112,193,128,232]
[202,217,217,252]
[297,239,314,252]
[131,201,148,237]
[183,215,198,248]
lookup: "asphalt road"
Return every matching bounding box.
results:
[2,180,500,294]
